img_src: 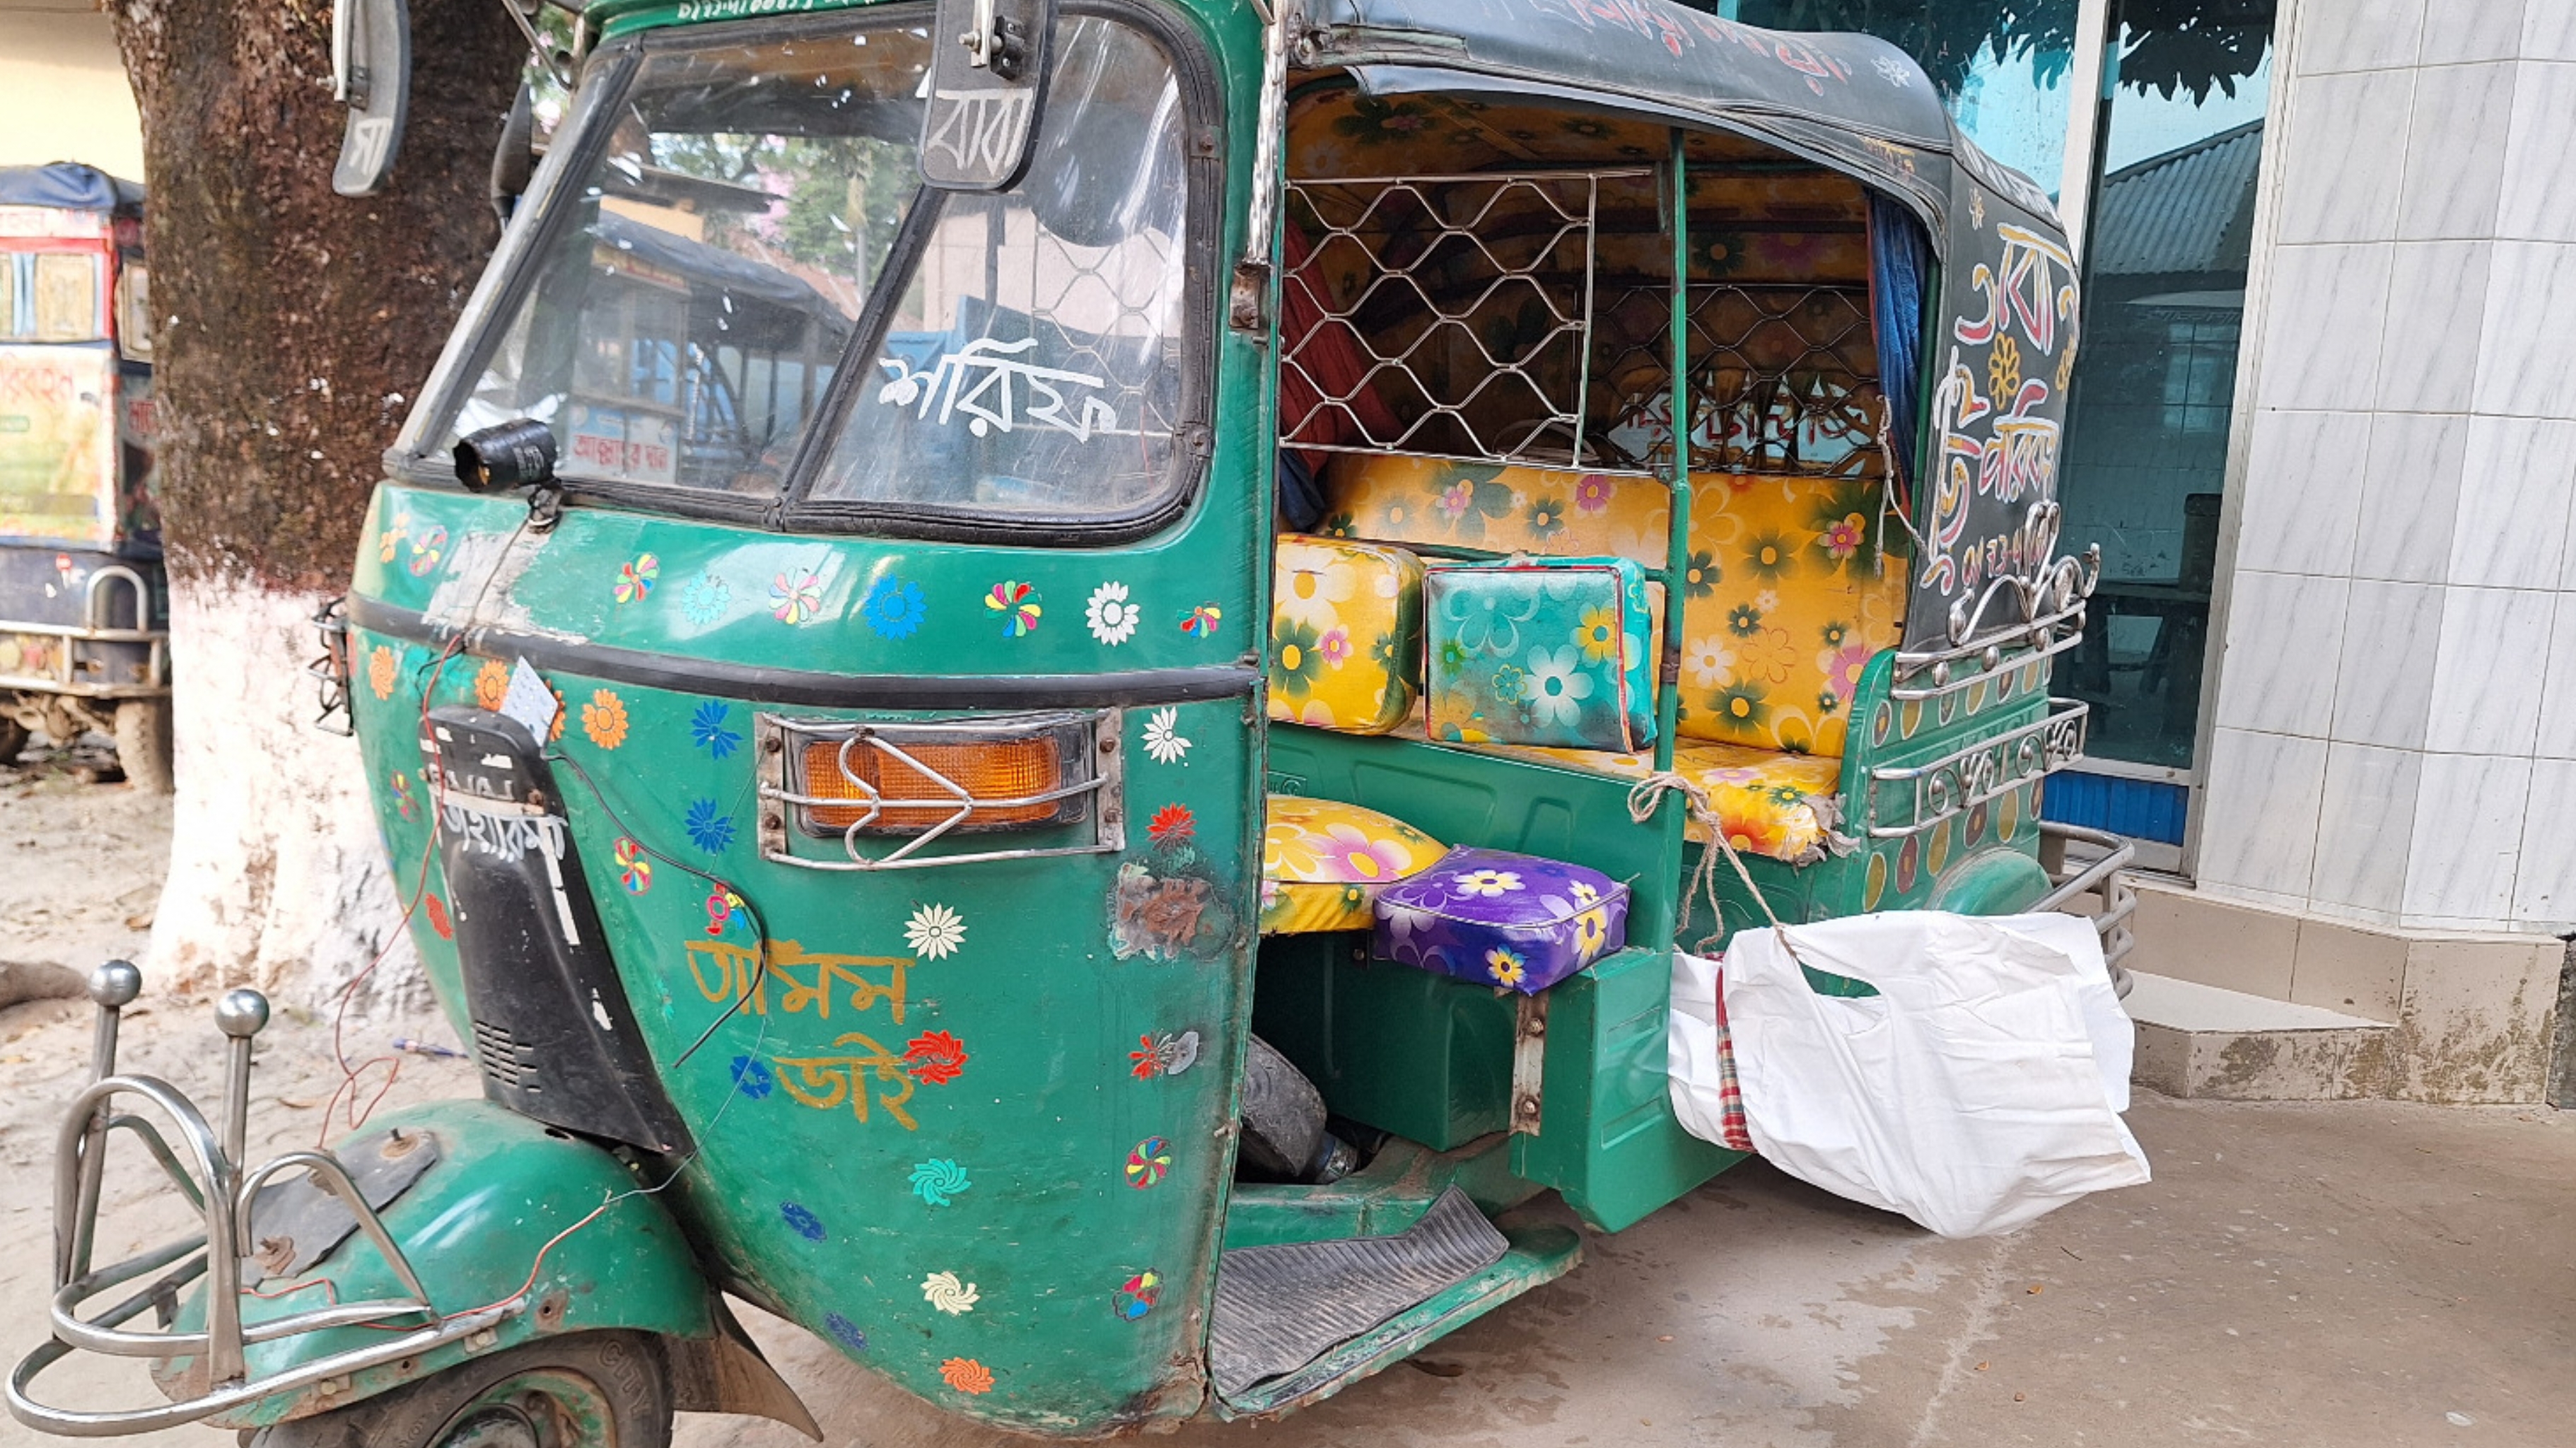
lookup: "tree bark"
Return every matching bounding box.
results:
[106,0,521,1004]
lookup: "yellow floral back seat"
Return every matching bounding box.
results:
[1259,795,1446,934]
[1318,453,1906,758]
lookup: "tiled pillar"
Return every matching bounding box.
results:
[2151,0,2572,1097]
[2200,0,2576,938]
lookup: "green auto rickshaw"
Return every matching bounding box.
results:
[12,0,2133,1440]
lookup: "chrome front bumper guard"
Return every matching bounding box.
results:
[6,968,518,1438]
[2035,820,2138,998]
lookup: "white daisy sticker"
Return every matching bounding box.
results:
[921,1271,979,1315]
[905,903,966,961]
[1086,581,1140,646]
[1143,706,1191,765]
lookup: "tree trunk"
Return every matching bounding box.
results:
[107,0,521,1005]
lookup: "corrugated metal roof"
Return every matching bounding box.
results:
[2090,120,2263,277]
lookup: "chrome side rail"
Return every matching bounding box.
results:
[1863,696,2089,840]
[2036,820,2138,997]
[8,969,516,1439]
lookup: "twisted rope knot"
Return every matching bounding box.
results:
[1625,772,1797,959]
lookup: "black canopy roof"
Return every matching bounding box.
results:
[0,163,144,215]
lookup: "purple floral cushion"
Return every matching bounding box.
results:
[1372,847,1631,994]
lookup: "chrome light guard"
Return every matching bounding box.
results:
[1863,696,2091,841]
[8,969,516,1439]
[754,708,1126,872]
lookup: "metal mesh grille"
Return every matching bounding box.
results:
[1282,172,1636,470]
[1592,279,1882,477]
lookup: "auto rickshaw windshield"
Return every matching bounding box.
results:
[432,9,1196,527]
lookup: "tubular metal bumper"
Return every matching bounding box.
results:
[5,969,520,1438]
[2035,820,2138,997]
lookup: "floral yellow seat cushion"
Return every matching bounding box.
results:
[1442,738,1844,866]
[1267,535,1425,734]
[1319,454,1908,757]
[1259,795,1447,934]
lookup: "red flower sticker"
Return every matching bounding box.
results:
[423,894,453,940]
[1147,803,1194,846]
[902,1030,969,1086]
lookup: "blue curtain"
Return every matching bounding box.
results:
[1867,194,1931,503]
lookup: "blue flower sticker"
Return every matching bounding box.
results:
[824,1313,868,1353]
[861,575,926,640]
[729,1056,774,1099]
[689,699,742,760]
[780,1202,825,1241]
[680,572,730,626]
[686,799,736,854]
[909,1158,971,1207]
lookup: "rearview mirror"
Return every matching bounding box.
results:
[918,0,1054,191]
[330,0,412,197]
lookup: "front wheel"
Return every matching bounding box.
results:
[247,1332,672,1448]
[112,699,173,794]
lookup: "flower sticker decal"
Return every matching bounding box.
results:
[1180,603,1222,637]
[729,1056,775,1099]
[905,902,965,960]
[680,572,730,626]
[423,894,453,940]
[612,837,652,894]
[615,553,659,604]
[1129,1029,1202,1080]
[581,689,629,749]
[366,645,397,701]
[1115,1271,1161,1321]
[987,581,1042,636]
[407,525,448,578]
[861,575,926,640]
[921,1271,980,1315]
[1086,581,1139,646]
[909,1158,971,1206]
[390,771,416,822]
[473,658,509,713]
[376,512,407,564]
[1125,1136,1173,1189]
[900,1030,969,1086]
[939,1358,993,1395]
[1143,707,1191,764]
[780,1202,826,1242]
[689,699,742,759]
[771,568,824,625]
[704,884,748,936]
[1148,804,1194,847]
[685,800,736,855]
[824,1314,867,1353]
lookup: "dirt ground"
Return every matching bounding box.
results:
[2,770,2572,1447]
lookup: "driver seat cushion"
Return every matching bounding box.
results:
[1259,795,1447,935]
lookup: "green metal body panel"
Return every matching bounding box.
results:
[1251,932,1515,1150]
[1218,1137,1539,1250]
[180,1100,712,1431]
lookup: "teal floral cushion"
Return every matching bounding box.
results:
[1423,556,1657,752]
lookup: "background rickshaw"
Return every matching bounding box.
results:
[11,0,2131,1441]
[0,163,169,790]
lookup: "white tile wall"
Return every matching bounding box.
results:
[2375,241,2493,411]
[2448,415,2576,589]
[2309,742,2425,917]
[2256,244,2397,411]
[2421,0,2527,64]
[2527,4,2576,61]
[2351,411,2469,583]
[2402,751,2533,921]
[2234,409,2366,576]
[2495,61,2576,241]
[2298,0,2428,75]
[2213,571,2350,737]
[2534,592,2576,759]
[2423,585,2555,753]
[2471,241,2576,417]
[2330,579,2444,749]
[2277,70,2418,244]
[2509,757,2576,923]
[2197,728,2331,899]
[2396,62,2517,239]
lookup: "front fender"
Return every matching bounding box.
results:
[186,1098,714,1430]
